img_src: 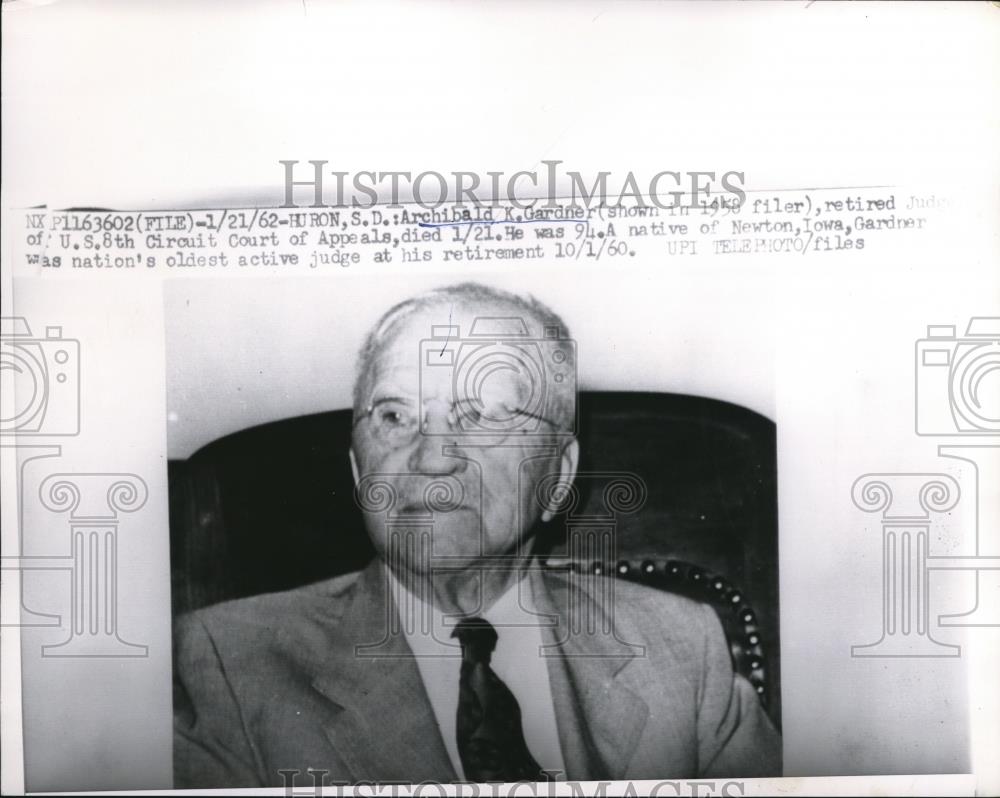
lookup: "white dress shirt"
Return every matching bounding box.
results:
[388,568,566,780]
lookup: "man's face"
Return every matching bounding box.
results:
[350,303,578,577]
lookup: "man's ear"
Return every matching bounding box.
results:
[542,438,580,522]
[349,447,360,487]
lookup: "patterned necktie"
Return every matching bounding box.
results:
[451,617,544,782]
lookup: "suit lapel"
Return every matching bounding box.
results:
[310,561,457,782]
[533,568,650,781]
[307,562,651,782]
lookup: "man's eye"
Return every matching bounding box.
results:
[378,407,413,427]
[453,401,488,429]
[481,400,521,420]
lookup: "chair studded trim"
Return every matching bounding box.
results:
[542,557,770,709]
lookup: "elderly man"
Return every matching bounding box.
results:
[173,282,780,788]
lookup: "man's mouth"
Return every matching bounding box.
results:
[397,500,474,516]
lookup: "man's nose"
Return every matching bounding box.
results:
[406,408,466,475]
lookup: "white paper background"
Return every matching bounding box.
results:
[2,1,998,794]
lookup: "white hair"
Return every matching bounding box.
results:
[352,282,576,431]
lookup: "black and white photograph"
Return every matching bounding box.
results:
[164,273,781,787]
[2,2,998,796]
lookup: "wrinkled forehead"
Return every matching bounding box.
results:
[365,302,549,400]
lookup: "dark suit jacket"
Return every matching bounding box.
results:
[174,560,781,787]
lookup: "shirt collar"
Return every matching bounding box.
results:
[386,564,539,655]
